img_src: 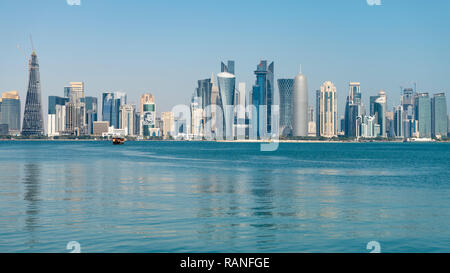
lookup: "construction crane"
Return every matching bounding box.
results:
[16,44,29,61]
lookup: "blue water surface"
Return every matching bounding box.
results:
[0,141,449,252]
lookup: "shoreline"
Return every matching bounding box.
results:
[1,138,448,143]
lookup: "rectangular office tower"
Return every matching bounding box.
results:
[83,96,98,135]
[344,82,364,137]
[48,96,69,136]
[415,93,432,138]
[0,91,21,135]
[102,92,127,129]
[251,60,274,138]
[319,81,338,137]
[431,93,448,138]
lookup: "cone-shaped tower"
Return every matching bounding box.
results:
[292,68,308,136]
[22,51,44,136]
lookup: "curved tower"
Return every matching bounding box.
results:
[217,72,236,138]
[292,71,308,136]
[22,51,44,136]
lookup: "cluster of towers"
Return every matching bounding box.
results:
[3,51,448,140]
[185,60,311,140]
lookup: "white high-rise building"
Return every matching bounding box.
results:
[119,104,135,136]
[319,81,338,137]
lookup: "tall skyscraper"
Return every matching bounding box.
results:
[140,93,156,137]
[22,51,44,136]
[415,92,431,138]
[65,82,87,135]
[161,111,175,138]
[221,60,235,75]
[401,87,417,138]
[393,105,404,138]
[83,96,98,135]
[119,104,135,136]
[102,92,126,129]
[319,81,337,137]
[277,79,294,136]
[292,71,308,137]
[431,93,447,138]
[315,90,321,137]
[344,82,363,137]
[370,90,387,137]
[0,91,21,134]
[210,74,220,136]
[48,96,69,136]
[217,71,236,138]
[251,60,274,138]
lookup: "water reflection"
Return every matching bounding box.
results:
[22,163,41,248]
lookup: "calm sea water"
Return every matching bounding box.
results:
[0,141,449,253]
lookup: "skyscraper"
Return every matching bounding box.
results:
[102,92,126,129]
[371,90,387,137]
[83,96,98,135]
[119,104,135,136]
[277,79,294,136]
[401,87,416,138]
[394,105,403,138]
[210,74,220,136]
[217,71,236,138]
[319,81,337,137]
[0,91,21,134]
[315,90,321,137]
[22,51,44,136]
[161,111,174,138]
[431,93,447,138]
[292,71,308,137]
[344,82,363,137]
[221,60,235,75]
[140,93,156,137]
[251,60,274,138]
[415,93,431,138]
[48,96,69,136]
[65,82,87,135]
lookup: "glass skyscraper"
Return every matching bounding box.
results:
[0,91,21,133]
[277,79,294,136]
[344,82,363,137]
[83,96,98,135]
[431,93,447,138]
[415,93,431,138]
[251,60,274,138]
[217,72,236,138]
[102,92,126,129]
[370,90,387,137]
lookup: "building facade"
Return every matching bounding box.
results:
[415,93,431,138]
[119,104,135,136]
[292,72,308,137]
[0,91,21,134]
[251,60,274,138]
[277,79,294,136]
[319,81,337,137]
[431,93,447,138]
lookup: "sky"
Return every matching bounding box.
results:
[1,0,449,120]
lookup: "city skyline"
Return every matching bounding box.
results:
[1,0,449,119]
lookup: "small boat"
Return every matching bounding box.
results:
[112,137,125,145]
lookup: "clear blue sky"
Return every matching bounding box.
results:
[1,0,449,117]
